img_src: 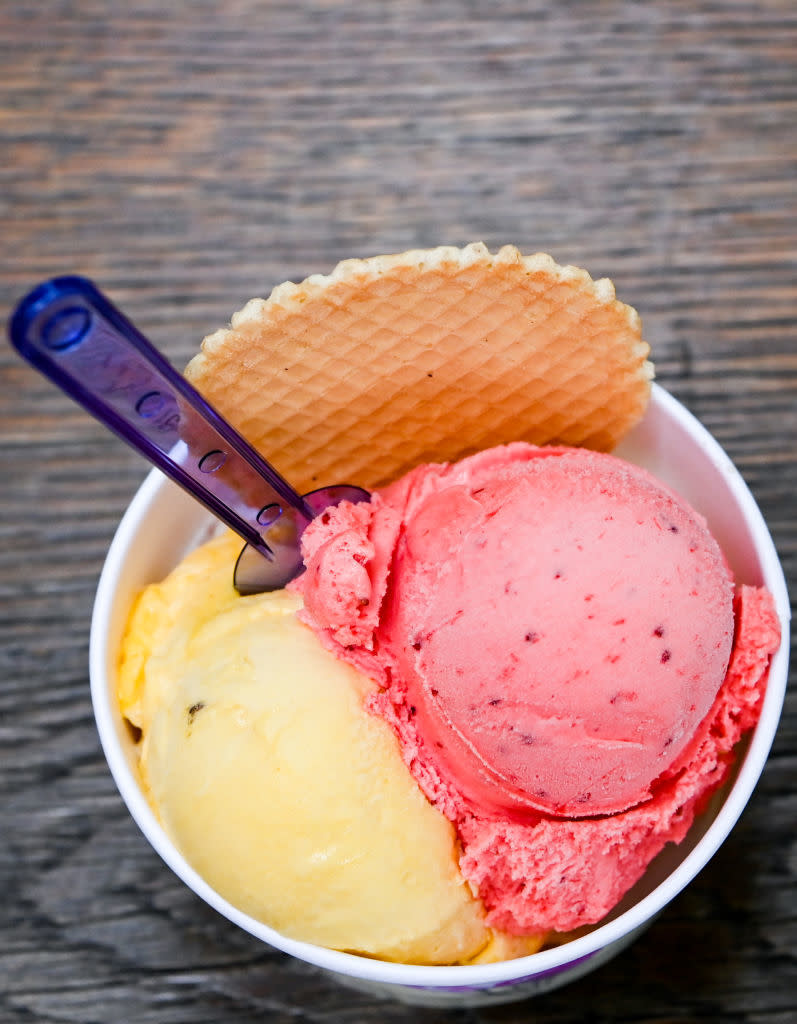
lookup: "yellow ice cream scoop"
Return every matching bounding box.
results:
[118,532,494,964]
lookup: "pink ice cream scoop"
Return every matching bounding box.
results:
[379,445,735,819]
[296,442,778,933]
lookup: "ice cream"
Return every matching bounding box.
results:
[294,442,780,934]
[119,443,780,954]
[118,531,545,964]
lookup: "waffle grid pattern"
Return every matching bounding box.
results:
[185,244,653,491]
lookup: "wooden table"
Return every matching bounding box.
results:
[1,2,794,1021]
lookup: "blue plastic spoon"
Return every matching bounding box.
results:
[9,276,369,594]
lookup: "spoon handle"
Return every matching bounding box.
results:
[9,276,312,572]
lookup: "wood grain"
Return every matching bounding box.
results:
[1,1,795,1021]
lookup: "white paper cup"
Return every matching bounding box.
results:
[90,384,790,1007]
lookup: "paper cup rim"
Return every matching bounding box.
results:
[90,382,790,990]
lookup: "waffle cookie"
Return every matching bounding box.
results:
[185,243,653,491]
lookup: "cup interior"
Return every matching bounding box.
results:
[90,383,790,1003]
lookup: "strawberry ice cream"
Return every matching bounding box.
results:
[296,442,780,934]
